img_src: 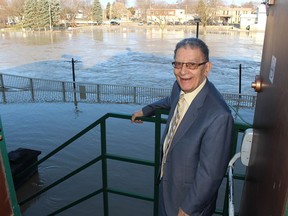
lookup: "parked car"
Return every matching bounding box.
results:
[167,21,182,25]
[110,21,120,25]
[183,20,195,25]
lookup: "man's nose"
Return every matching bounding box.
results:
[179,64,189,74]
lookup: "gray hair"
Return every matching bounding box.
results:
[174,38,209,61]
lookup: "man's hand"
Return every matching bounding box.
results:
[131,110,144,123]
[178,208,189,216]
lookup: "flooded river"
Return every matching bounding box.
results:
[0,26,263,215]
[0,26,264,94]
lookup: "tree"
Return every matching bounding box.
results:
[60,0,82,27]
[50,0,61,27]
[106,2,111,19]
[135,0,151,8]
[127,7,135,16]
[241,1,257,10]
[37,0,50,29]
[196,0,219,35]
[0,0,8,26]
[81,0,93,23]
[111,2,131,20]
[176,0,198,14]
[135,0,150,21]
[23,0,38,29]
[23,0,61,30]
[116,0,127,7]
[92,0,102,24]
[5,0,26,25]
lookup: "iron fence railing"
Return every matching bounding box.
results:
[0,73,256,108]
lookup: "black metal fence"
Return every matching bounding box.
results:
[0,73,256,108]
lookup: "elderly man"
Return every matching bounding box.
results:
[131,37,234,216]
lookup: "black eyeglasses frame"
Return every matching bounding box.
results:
[171,61,208,70]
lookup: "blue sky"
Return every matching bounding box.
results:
[99,0,261,7]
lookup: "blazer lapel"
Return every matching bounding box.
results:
[169,81,210,150]
[162,85,182,137]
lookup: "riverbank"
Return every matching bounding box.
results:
[71,22,261,34]
[1,21,264,34]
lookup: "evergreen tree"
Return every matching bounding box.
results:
[38,0,50,29]
[23,0,61,30]
[92,0,103,24]
[106,2,111,19]
[23,0,38,29]
[50,0,61,27]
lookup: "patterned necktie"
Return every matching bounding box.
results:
[161,93,185,178]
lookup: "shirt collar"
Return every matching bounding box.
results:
[181,78,207,106]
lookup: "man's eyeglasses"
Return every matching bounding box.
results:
[172,61,208,70]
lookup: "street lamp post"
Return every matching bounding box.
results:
[194,18,201,38]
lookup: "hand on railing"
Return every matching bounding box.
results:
[178,208,189,216]
[131,110,144,123]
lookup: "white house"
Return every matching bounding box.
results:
[240,4,267,30]
[146,9,186,24]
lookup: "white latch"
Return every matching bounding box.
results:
[240,128,254,166]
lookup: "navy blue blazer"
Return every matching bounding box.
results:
[142,79,234,215]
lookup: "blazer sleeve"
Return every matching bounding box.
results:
[181,112,234,215]
[142,96,171,116]
[142,81,180,117]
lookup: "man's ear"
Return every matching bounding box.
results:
[204,62,212,77]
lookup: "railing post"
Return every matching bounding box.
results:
[97,84,100,103]
[0,74,7,103]
[239,64,242,95]
[133,87,136,104]
[62,82,66,102]
[153,110,162,215]
[101,120,109,216]
[30,78,35,102]
[71,58,78,110]
[252,95,256,107]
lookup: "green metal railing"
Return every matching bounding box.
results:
[0,117,22,216]
[2,110,251,216]
[15,110,167,216]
